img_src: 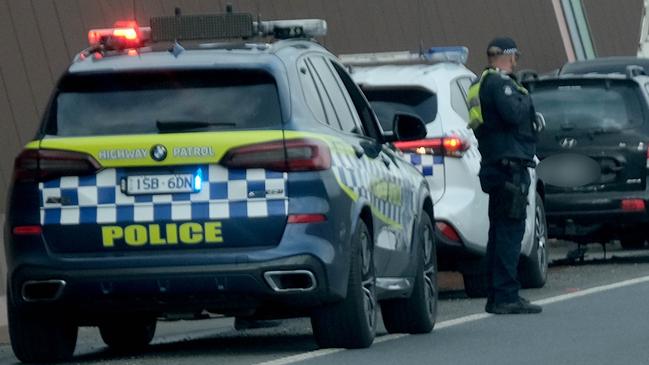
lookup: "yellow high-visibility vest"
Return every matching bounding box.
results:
[467,69,528,130]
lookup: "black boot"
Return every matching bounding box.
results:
[486,297,542,314]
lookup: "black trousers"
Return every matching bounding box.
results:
[482,165,530,305]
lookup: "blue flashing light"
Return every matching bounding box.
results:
[194,168,203,191]
[424,46,468,64]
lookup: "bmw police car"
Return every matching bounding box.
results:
[342,48,548,297]
[5,14,437,363]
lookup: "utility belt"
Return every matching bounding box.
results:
[486,159,532,220]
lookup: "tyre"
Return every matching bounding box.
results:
[8,290,78,363]
[620,235,646,250]
[382,212,437,334]
[462,273,488,298]
[99,316,157,352]
[519,193,549,289]
[311,219,376,349]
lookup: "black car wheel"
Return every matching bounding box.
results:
[311,218,376,349]
[99,316,157,352]
[520,193,549,288]
[382,212,437,334]
[8,288,78,363]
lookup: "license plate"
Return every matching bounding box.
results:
[123,174,198,195]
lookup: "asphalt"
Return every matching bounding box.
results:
[296,279,649,365]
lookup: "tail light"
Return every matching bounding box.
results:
[288,214,327,223]
[621,199,645,212]
[436,221,461,242]
[13,226,42,236]
[13,149,101,183]
[394,136,469,158]
[88,21,151,50]
[221,138,331,172]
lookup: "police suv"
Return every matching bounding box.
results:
[5,14,437,362]
[342,49,548,297]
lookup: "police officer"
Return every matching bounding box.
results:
[468,37,542,314]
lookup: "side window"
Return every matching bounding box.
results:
[330,61,383,140]
[304,58,338,128]
[298,59,328,124]
[309,56,359,134]
[450,81,470,123]
[457,77,473,96]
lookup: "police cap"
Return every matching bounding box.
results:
[487,37,520,57]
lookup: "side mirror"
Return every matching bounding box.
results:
[387,112,427,142]
[534,112,546,133]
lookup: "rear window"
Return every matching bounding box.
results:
[530,81,645,131]
[46,70,282,136]
[361,87,437,131]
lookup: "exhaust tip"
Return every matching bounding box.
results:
[21,280,66,302]
[264,270,316,292]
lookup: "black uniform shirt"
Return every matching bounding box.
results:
[475,69,537,165]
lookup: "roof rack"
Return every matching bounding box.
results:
[339,46,468,67]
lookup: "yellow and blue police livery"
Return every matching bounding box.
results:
[4,14,437,363]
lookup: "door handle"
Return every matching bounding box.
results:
[353,145,364,158]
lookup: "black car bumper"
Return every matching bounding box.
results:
[545,190,649,241]
[8,254,336,322]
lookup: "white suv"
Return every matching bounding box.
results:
[343,48,548,297]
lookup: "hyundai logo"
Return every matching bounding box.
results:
[559,138,577,149]
[150,144,168,162]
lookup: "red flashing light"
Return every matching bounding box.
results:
[221,138,331,172]
[436,221,461,242]
[87,21,151,50]
[13,226,42,236]
[288,214,327,224]
[394,135,469,158]
[621,199,646,212]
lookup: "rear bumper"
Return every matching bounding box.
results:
[545,190,649,240]
[9,254,335,321]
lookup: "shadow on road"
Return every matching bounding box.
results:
[68,331,318,364]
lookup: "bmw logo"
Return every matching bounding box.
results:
[150,144,167,162]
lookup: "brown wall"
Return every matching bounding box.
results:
[0,0,642,215]
[583,0,643,57]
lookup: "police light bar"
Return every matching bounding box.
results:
[150,12,326,41]
[88,21,151,50]
[256,19,327,39]
[425,46,468,64]
[340,46,468,67]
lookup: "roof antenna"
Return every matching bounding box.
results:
[170,7,185,58]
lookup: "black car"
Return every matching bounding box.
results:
[558,56,649,75]
[525,69,649,248]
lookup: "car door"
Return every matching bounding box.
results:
[327,59,419,277]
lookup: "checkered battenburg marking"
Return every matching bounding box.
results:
[329,143,419,228]
[403,153,444,176]
[39,165,288,225]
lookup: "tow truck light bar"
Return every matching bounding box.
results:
[339,46,469,67]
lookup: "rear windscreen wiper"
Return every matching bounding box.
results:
[156,120,236,133]
[559,121,575,131]
[589,126,622,136]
